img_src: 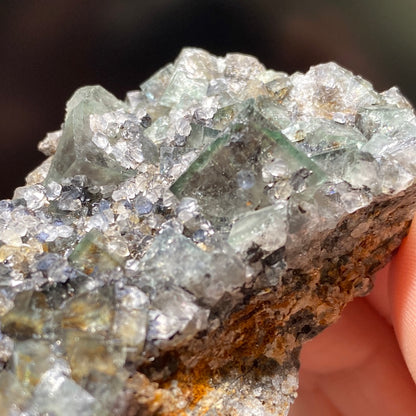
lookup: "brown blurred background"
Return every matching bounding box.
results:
[1,0,416,198]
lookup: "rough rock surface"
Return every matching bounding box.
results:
[1,48,416,415]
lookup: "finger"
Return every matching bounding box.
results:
[298,298,416,415]
[367,262,392,324]
[300,262,394,375]
[289,371,342,416]
[299,298,387,374]
[391,218,416,383]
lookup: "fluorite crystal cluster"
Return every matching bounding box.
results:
[1,48,416,415]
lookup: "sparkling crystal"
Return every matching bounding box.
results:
[26,365,101,416]
[147,286,209,346]
[38,130,62,156]
[13,185,47,211]
[134,194,153,216]
[45,181,62,200]
[228,202,288,254]
[159,49,218,107]
[0,333,14,363]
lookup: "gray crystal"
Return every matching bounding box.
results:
[0,333,14,363]
[148,286,209,346]
[0,371,30,414]
[11,340,52,389]
[228,202,288,253]
[138,228,245,305]
[113,286,148,357]
[26,366,101,416]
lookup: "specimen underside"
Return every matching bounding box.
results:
[1,48,416,415]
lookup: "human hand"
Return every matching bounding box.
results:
[289,219,416,415]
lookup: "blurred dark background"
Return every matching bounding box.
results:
[1,0,416,198]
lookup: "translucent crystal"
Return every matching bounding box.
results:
[287,62,381,120]
[34,253,77,283]
[0,371,30,414]
[63,329,126,382]
[140,63,174,101]
[44,181,62,200]
[160,146,198,178]
[176,197,200,224]
[11,340,52,388]
[38,130,62,156]
[357,105,416,138]
[139,228,245,305]
[45,86,135,186]
[26,366,101,416]
[61,286,114,334]
[186,123,219,149]
[1,291,60,340]
[228,202,288,254]
[13,185,47,211]
[83,371,127,414]
[113,286,148,356]
[0,333,14,363]
[224,52,265,81]
[148,286,209,346]
[69,230,125,274]
[381,86,413,108]
[171,104,325,224]
[134,195,153,216]
[159,49,218,107]
[295,119,367,158]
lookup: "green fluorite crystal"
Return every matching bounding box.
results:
[170,104,325,224]
[46,86,135,186]
[69,229,126,273]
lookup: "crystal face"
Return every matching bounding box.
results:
[1,48,416,415]
[170,104,325,225]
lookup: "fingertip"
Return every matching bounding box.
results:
[391,218,416,383]
[367,262,391,324]
[299,299,385,374]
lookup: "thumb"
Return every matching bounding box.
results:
[391,217,416,383]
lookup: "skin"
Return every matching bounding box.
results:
[289,218,416,416]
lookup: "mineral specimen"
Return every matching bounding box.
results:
[1,48,416,415]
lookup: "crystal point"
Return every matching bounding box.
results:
[46,85,135,186]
